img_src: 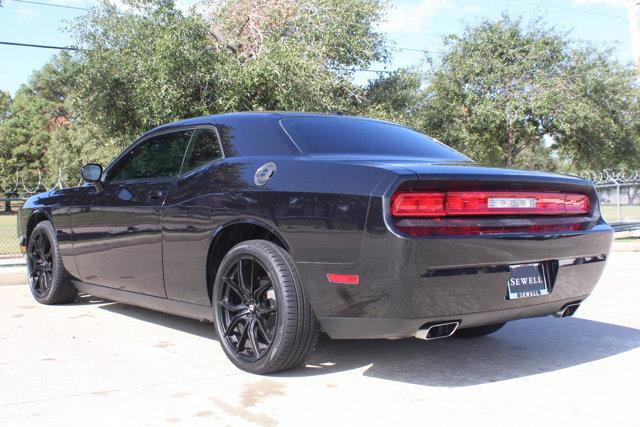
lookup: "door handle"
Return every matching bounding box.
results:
[147,190,165,202]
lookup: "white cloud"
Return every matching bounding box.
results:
[570,0,627,8]
[380,0,452,33]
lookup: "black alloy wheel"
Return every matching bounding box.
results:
[219,255,277,361]
[26,220,77,304]
[28,227,54,298]
[213,240,319,374]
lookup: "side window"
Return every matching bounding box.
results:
[181,128,223,174]
[108,130,193,181]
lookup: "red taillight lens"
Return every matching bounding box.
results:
[391,191,591,217]
[564,194,591,214]
[391,192,445,217]
[326,273,360,285]
[446,191,567,215]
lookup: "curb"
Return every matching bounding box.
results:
[0,266,27,286]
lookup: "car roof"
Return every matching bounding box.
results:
[147,111,389,135]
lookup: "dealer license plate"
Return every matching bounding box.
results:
[507,263,548,300]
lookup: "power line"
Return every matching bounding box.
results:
[396,47,440,54]
[3,0,90,11]
[0,41,78,50]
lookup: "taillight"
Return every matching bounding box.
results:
[564,194,590,214]
[391,191,590,217]
[391,192,445,217]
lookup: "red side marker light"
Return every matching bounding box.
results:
[326,273,359,285]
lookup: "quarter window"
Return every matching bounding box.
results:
[180,129,223,174]
[108,130,194,181]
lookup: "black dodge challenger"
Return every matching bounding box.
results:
[18,112,613,374]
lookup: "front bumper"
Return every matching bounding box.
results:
[296,223,613,339]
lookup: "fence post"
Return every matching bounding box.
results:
[617,183,621,221]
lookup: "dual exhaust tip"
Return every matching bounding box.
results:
[415,302,581,340]
[555,302,581,318]
[414,321,460,340]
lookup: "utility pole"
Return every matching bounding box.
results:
[628,0,640,68]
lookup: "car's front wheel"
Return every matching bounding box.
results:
[212,240,319,374]
[27,220,77,305]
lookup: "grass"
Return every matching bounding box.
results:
[0,213,19,256]
[599,204,640,223]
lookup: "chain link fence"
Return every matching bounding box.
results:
[0,199,25,258]
[585,170,640,225]
[0,168,638,258]
[0,170,82,259]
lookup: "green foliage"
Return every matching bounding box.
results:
[70,0,387,145]
[414,15,640,170]
[0,91,10,120]
[71,0,224,142]
[362,68,423,126]
[0,52,76,186]
[552,48,640,170]
[44,123,122,186]
[1,86,52,183]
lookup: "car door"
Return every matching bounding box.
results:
[161,127,226,304]
[70,129,194,296]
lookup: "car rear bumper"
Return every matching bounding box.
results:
[317,296,588,339]
[296,223,613,339]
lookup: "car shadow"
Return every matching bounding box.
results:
[95,300,640,387]
[98,300,217,340]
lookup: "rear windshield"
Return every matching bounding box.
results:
[280,117,468,160]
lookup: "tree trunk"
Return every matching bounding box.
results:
[505,128,515,167]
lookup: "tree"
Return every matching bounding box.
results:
[0,90,14,199]
[415,16,640,170]
[363,68,423,126]
[0,52,76,186]
[70,0,388,148]
[552,48,640,170]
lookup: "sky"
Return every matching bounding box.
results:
[0,0,635,95]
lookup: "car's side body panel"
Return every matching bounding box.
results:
[160,156,389,305]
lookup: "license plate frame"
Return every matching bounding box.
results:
[507,263,548,300]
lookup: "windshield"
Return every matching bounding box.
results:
[280,117,469,160]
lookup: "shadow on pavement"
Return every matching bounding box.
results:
[292,317,640,386]
[94,300,640,387]
[98,301,217,340]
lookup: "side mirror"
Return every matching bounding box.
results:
[80,163,104,192]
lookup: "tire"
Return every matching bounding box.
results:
[454,322,506,338]
[27,220,77,305]
[212,240,319,374]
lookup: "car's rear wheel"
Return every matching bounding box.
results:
[27,220,77,305]
[212,240,319,374]
[454,322,506,338]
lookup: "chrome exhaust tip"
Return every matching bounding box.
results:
[415,321,460,340]
[555,302,581,318]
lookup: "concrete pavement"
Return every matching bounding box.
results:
[1,252,639,426]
